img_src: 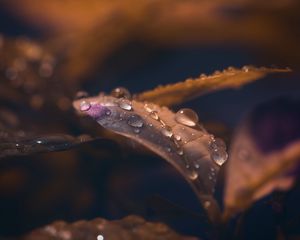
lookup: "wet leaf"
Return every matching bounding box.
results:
[135,66,291,106]
[0,133,93,159]
[73,94,227,223]
[223,98,300,219]
[21,215,199,240]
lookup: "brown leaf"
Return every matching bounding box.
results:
[135,66,291,106]
[21,215,199,240]
[73,95,225,223]
[223,125,300,220]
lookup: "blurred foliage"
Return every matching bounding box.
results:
[0,0,300,240]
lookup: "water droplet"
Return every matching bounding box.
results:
[189,171,198,180]
[175,108,199,127]
[118,99,132,111]
[200,73,207,78]
[177,148,184,155]
[80,101,91,111]
[166,147,171,152]
[212,148,228,166]
[227,66,236,71]
[149,111,159,120]
[105,109,111,116]
[111,87,131,99]
[174,135,181,141]
[75,91,89,99]
[149,123,153,127]
[204,201,211,209]
[161,126,173,138]
[144,103,155,113]
[127,115,144,128]
[134,128,141,134]
[194,163,200,169]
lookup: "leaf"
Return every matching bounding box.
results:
[224,126,300,219]
[0,132,94,159]
[73,95,226,223]
[135,66,291,106]
[21,215,199,240]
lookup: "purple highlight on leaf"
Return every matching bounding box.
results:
[249,98,300,154]
[84,103,110,120]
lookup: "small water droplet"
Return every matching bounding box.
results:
[204,201,211,209]
[118,99,132,111]
[105,110,111,116]
[144,103,155,113]
[189,171,198,180]
[80,101,91,111]
[175,108,199,127]
[195,163,200,169]
[149,123,153,127]
[111,87,131,99]
[200,73,207,78]
[134,128,141,134]
[75,91,89,99]
[227,66,236,71]
[127,115,144,128]
[177,148,183,155]
[166,147,171,152]
[174,135,181,141]
[161,126,173,138]
[212,149,228,166]
[150,111,159,120]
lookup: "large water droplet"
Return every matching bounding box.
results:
[175,108,199,127]
[118,99,132,111]
[80,101,91,111]
[127,115,144,128]
[211,148,228,166]
[111,87,131,99]
[161,126,173,138]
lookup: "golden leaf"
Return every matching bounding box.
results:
[135,66,291,106]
